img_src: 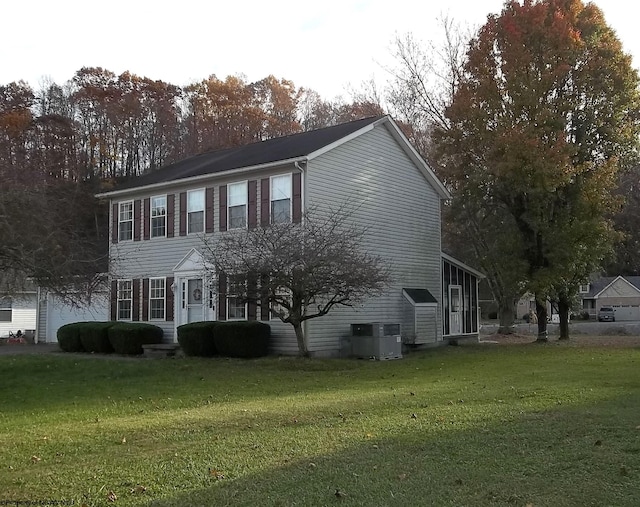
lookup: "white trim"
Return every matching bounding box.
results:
[227,180,248,230]
[593,276,640,298]
[150,194,167,239]
[401,289,438,307]
[116,279,133,321]
[118,200,134,242]
[381,117,451,200]
[306,123,377,160]
[97,157,308,198]
[270,173,293,224]
[442,252,486,279]
[148,277,166,321]
[187,188,206,235]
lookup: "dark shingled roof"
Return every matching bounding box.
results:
[112,116,382,192]
[403,288,438,304]
[586,276,640,297]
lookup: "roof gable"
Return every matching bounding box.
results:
[595,275,640,298]
[98,116,451,200]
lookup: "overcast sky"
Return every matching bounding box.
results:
[1,0,636,99]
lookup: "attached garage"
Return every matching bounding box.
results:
[38,292,109,343]
[611,305,640,322]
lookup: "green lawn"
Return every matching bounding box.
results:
[1,343,639,506]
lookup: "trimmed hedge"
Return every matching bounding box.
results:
[213,321,270,358]
[57,323,85,352]
[79,322,117,353]
[108,323,163,355]
[177,321,219,357]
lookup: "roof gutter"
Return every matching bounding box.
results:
[96,156,310,199]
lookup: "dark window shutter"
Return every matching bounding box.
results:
[110,280,117,320]
[166,277,174,321]
[260,178,270,226]
[143,198,150,240]
[260,274,270,321]
[292,172,302,223]
[206,187,215,233]
[111,203,119,244]
[167,194,175,238]
[247,273,257,321]
[133,279,140,321]
[248,180,257,229]
[218,272,227,321]
[142,278,149,321]
[179,192,187,236]
[219,185,227,232]
[134,200,142,241]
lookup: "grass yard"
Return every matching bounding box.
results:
[1,341,639,506]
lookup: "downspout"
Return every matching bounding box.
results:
[294,160,309,354]
[34,286,41,344]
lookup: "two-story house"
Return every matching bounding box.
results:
[97,116,482,356]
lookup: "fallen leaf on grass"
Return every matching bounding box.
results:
[209,468,225,479]
[31,455,41,463]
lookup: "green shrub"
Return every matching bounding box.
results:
[79,322,117,354]
[108,323,164,355]
[177,321,219,357]
[57,323,85,352]
[213,321,270,358]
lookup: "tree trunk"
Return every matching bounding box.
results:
[535,297,548,342]
[558,294,571,340]
[293,321,309,357]
[497,299,516,334]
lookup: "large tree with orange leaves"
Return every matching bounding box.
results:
[435,0,640,339]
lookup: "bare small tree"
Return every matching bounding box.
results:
[202,206,391,356]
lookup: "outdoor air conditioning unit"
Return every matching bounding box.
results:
[350,323,402,360]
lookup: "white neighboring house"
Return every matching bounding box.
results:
[1,284,109,343]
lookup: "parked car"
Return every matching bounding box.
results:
[597,307,615,322]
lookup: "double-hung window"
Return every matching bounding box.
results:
[270,287,292,321]
[188,189,205,234]
[151,196,166,238]
[271,174,292,224]
[0,297,12,322]
[149,278,166,320]
[118,201,133,241]
[228,182,247,229]
[117,280,133,320]
[227,277,247,320]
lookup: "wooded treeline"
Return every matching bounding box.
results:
[0,67,383,185]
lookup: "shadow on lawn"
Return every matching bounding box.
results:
[144,392,640,507]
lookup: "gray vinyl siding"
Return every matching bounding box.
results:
[107,122,444,353]
[415,306,438,343]
[304,124,443,353]
[109,167,299,348]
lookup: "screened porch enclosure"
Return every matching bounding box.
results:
[442,256,480,337]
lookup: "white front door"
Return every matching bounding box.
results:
[179,277,216,325]
[449,285,462,335]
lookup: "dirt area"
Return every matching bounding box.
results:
[478,333,640,348]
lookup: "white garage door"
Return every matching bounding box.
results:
[611,305,640,321]
[44,293,109,343]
